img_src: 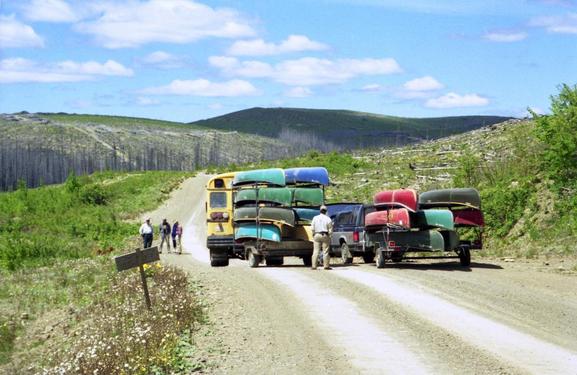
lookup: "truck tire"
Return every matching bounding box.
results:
[376,250,385,269]
[248,250,261,268]
[362,252,374,264]
[459,247,471,266]
[265,256,284,266]
[340,243,353,264]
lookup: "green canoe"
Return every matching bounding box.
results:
[234,188,292,207]
[232,168,286,187]
[412,210,454,230]
[234,223,281,242]
[233,207,296,227]
[369,230,445,251]
[440,230,460,251]
[291,188,324,206]
[419,188,481,209]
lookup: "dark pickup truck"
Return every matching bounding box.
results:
[327,203,376,264]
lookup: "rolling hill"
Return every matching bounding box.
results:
[1,108,511,191]
[192,107,512,150]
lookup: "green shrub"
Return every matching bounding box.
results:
[533,83,577,188]
[79,184,109,205]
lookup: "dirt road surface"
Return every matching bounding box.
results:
[151,175,577,374]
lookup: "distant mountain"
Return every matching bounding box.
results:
[192,107,513,150]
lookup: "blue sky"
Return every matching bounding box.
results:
[0,0,576,122]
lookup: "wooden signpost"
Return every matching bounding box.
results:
[114,246,160,310]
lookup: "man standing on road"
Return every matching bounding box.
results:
[311,205,333,270]
[139,218,153,249]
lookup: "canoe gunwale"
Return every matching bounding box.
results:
[374,202,417,213]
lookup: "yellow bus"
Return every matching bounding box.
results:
[206,172,237,266]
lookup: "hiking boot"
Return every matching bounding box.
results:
[324,267,332,270]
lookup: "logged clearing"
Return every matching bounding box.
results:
[153,175,577,374]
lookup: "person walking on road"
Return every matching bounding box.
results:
[172,221,182,253]
[311,205,333,270]
[159,218,172,253]
[139,218,154,249]
[176,222,183,254]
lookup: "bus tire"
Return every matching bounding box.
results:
[210,250,229,267]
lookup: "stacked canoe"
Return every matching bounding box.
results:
[366,188,482,252]
[232,167,329,243]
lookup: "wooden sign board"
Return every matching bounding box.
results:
[115,246,160,272]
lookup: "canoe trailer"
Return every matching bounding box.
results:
[370,224,478,268]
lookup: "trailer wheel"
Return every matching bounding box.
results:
[265,256,284,266]
[459,247,471,266]
[340,243,353,264]
[302,256,312,267]
[362,252,374,264]
[376,250,386,269]
[248,250,261,268]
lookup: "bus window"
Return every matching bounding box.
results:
[210,192,227,208]
[214,179,225,188]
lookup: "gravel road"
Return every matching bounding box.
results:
[153,175,577,374]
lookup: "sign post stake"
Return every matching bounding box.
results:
[136,247,152,310]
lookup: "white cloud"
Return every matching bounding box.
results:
[360,83,383,92]
[484,31,528,42]
[23,0,78,22]
[136,97,161,106]
[210,56,402,86]
[74,0,256,48]
[531,13,577,34]
[0,57,133,83]
[403,76,443,91]
[140,51,185,69]
[285,87,313,97]
[0,15,44,48]
[141,79,259,96]
[227,35,329,56]
[425,92,489,108]
[55,60,133,76]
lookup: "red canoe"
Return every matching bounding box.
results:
[451,208,484,227]
[365,208,411,229]
[373,189,418,212]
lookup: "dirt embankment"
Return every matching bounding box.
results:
[154,175,577,374]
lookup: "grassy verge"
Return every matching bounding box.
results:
[0,170,207,373]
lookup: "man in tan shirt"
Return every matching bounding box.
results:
[311,205,333,270]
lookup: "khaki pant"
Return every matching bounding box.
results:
[312,233,330,269]
[159,234,171,253]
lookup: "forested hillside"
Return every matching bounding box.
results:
[0,113,289,191]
